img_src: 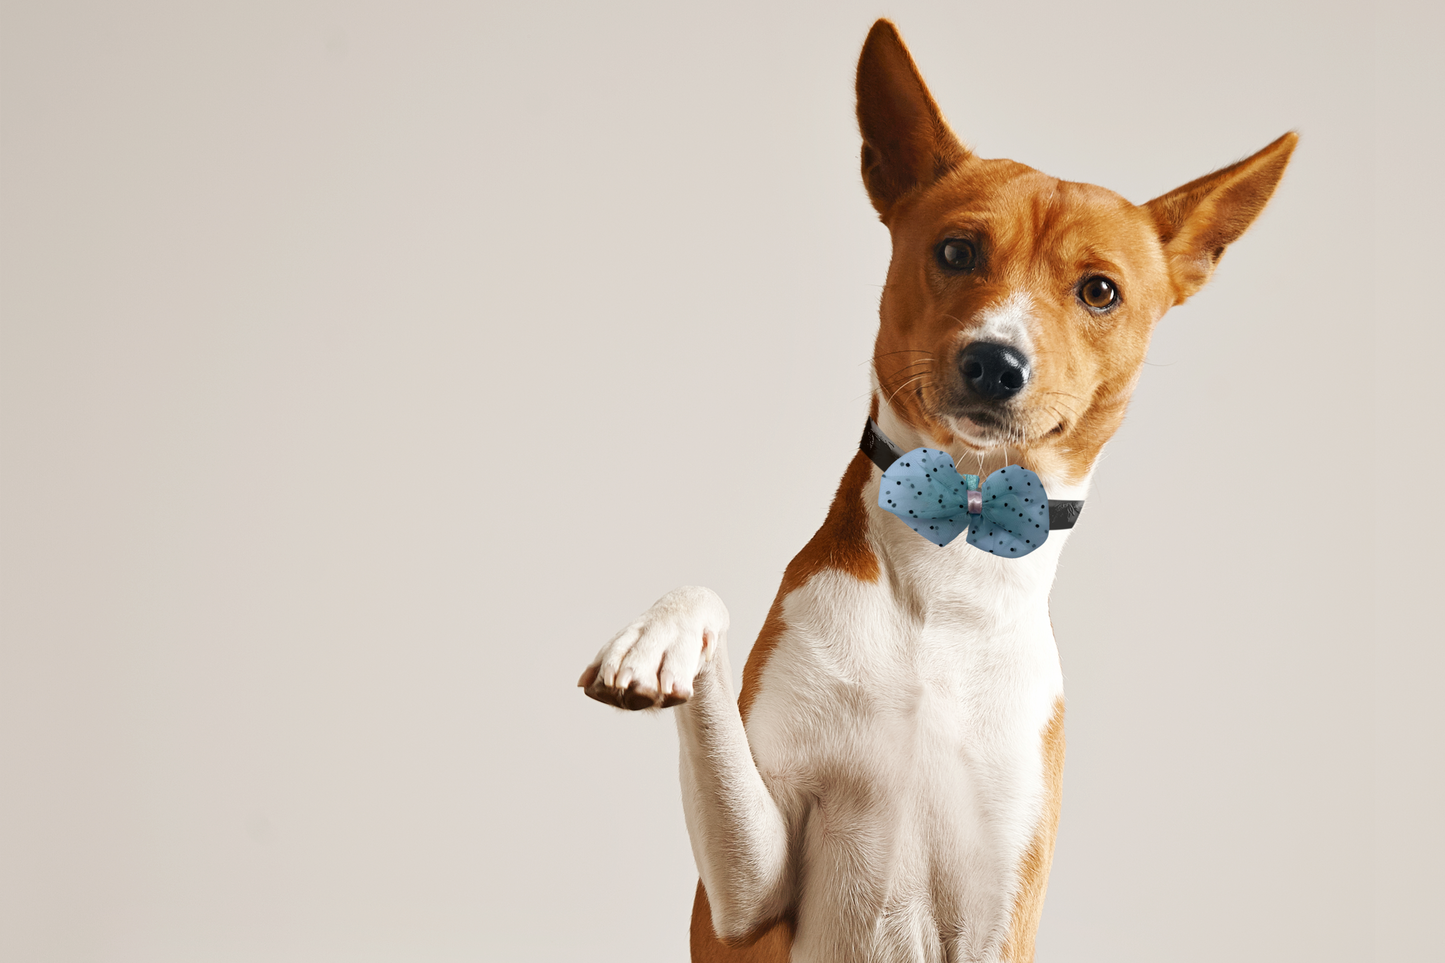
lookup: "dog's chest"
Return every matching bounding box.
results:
[743,564,1063,962]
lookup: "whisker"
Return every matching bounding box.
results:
[877,360,935,379]
[1044,404,1072,433]
[882,374,930,392]
[1038,391,1084,420]
[884,374,932,410]
[857,365,932,404]
[874,349,936,359]
[1041,398,1081,420]
[874,360,934,387]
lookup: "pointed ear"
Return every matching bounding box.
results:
[1144,131,1298,304]
[855,19,969,221]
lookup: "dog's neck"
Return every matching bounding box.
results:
[869,397,1094,617]
[872,399,1095,498]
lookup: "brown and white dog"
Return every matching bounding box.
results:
[579,19,1294,963]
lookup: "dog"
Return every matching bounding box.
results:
[578,19,1294,963]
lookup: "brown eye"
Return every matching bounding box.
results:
[1079,276,1119,310]
[937,238,977,272]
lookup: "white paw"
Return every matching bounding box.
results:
[578,586,729,711]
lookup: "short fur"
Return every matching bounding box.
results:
[581,20,1294,962]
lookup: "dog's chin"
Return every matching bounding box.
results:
[942,413,1062,454]
[943,414,1010,452]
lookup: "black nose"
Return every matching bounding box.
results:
[958,342,1030,401]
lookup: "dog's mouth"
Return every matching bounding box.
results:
[893,367,1074,454]
[904,348,1072,452]
[938,406,1069,453]
[954,411,1008,446]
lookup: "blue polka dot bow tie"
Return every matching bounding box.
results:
[860,419,1083,557]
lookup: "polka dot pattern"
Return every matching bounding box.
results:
[964,465,1050,557]
[878,449,1051,557]
[876,448,978,547]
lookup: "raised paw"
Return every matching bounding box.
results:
[578,586,729,711]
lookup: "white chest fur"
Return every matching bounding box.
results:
[739,467,1072,962]
[585,416,1090,962]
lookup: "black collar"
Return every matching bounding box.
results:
[860,418,1083,530]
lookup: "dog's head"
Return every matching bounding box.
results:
[859,20,1295,481]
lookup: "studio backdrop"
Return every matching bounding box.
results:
[2,2,1439,961]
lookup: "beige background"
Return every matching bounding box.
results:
[2,1,1440,961]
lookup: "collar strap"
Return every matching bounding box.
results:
[860,415,906,473]
[860,418,1084,531]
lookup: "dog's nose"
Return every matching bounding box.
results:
[959,342,1030,401]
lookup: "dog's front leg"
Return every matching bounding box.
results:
[580,586,790,941]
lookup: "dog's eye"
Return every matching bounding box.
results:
[937,239,977,272]
[1078,276,1119,310]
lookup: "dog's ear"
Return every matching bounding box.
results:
[1144,132,1298,304]
[856,19,968,221]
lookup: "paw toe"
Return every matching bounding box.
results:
[621,687,656,711]
[583,677,622,708]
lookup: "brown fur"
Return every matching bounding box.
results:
[859,20,1295,484]
[686,18,1294,960]
[691,881,794,963]
[1144,132,1299,303]
[1003,697,1067,963]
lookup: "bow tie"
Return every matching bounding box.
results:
[860,419,1083,557]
